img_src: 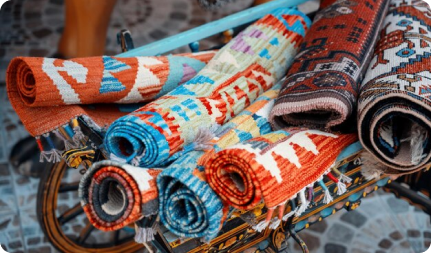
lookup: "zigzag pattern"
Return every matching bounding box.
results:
[104,8,311,168]
[392,51,431,72]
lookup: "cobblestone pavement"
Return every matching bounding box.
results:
[0,0,430,253]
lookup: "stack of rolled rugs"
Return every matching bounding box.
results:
[7,0,431,245]
[7,50,215,162]
[80,6,311,241]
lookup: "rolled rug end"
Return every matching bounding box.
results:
[104,114,170,167]
[205,149,263,211]
[79,161,160,231]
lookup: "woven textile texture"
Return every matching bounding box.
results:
[269,0,390,130]
[358,0,431,175]
[79,160,161,231]
[6,52,215,137]
[157,83,281,240]
[206,129,357,231]
[103,7,311,168]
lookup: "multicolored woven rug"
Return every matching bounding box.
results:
[157,83,282,241]
[206,129,357,231]
[103,7,311,168]
[358,0,431,176]
[6,52,214,136]
[6,52,214,163]
[79,160,161,232]
[269,0,390,130]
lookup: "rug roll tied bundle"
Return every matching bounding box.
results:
[157,83,282,241]
[269,0,390,130]
[104,7,311,168]
[358,0,431,176]
[79,160,161,232]
[206,129,358,231]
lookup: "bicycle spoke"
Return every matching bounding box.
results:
[59,182,80,193]
[76,222,95,244]
[58,202,84,225]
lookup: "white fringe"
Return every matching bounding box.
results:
[339,174,352,184]
[337,181,347,195]
[54,129,77,151]
[73,126,86,145]
[360,151,385,181]
[192,124,219,151]
[51,149,63,163]
[295,189,308,217]
[81,115,104,132]
[269,218,281,230]
[40,151,51,163]
[40,149,62,163]
[252,220,270,232]
[282,209,296,221]
[410,123,427,165]
[134,225,157,243]
[380,124,394,148]
[323,189,333,204]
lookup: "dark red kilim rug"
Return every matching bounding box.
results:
[270,0,390,130]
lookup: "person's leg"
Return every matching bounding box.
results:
[58,0,118,58]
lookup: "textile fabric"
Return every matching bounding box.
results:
[157,83,281,240]
[205,129,357,212]
[269,0,390,130]
[358,0,431,175]
[103,7,311,168]
[6,52,214,137]
[79,160,161,231]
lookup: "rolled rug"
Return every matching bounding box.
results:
[206,129,358,231]
[269,0,390,130]
[6,52,214,162]
[157,83,282,240]
[79,160,161,232]
[103,7,311,167]
[358,0,431,176]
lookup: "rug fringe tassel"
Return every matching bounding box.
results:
[307,186,314,203]
[339,173,352,184]
[50,149,63,163]
[134,218,158,243]
[54,129,77,151]
[326,172,347,195]
[252,207,274,232]
[192,124,219,151]
[134,226,156,243]
[410,123,427,165]
[337,181,347,195]
[252,220,270,232]
[331,167,352,183]
[323,189,333,204]
[282,209,296,221]
[295,189,308,217]
[39,151,51,163]
[318,180,333,204]
[39,133,63,163]
[360,151,385,180]
[269,218,281,230]
[72,126,86,145]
